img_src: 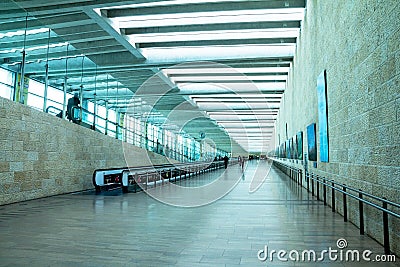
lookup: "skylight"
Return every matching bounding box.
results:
[142,45,295,63]
[129,28,299,43]
[91,0,305,153]
[178,82,286,94]
[171,75,287,83]
[163,67,290,75]
[0,27,49,39]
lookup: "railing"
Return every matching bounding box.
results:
[271,159,400,255]
[47,105,226,163]
[93,160,227,193]
[273,161,303,186]
[68,106,201,162]
[45,106,62,116]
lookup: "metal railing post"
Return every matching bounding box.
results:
[323,179,327,205]
[359,190,364,235]
[311,174,314,196]
[332,181,335,212]
[299,169,302,187]
[343,185,347,222]
[316,177,320,200]
[134,173,138,193]
[382,198,390,254]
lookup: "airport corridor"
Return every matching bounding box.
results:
[0,161,397,267]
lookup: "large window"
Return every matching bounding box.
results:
[125,115,134,144]
[96,105,107,133]
[107,109,117,138]
[0,66,213,162]
[84,100,95,125]
[0,67,14,100]
[27,79,44,110]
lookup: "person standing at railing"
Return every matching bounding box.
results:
[67,92,81,124]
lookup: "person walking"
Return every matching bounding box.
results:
[240,156,245,171]
[223,155,229,169]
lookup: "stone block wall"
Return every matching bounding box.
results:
[274,0,400,255]
[0,96,174,205]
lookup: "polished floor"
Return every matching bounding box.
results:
[0,161,398,266]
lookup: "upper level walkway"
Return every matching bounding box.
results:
[0,160,398,266]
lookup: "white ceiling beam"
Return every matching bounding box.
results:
[103,0,306,17]
[122,21,301,35]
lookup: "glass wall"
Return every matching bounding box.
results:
[0,66,227,162]
[0,10,230,162]
[0,67,14,100]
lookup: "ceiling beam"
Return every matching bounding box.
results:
[103,0,306,17]
[2,0,179,16]
[194,100,281,103]
[6,44,127,62]
[168,72,289,77]
[14,57,292,77]
[137,37,297,48]
[122,21,301,35]
[174,79,286,83]
[0,31,113,50]
[0,12,94,31]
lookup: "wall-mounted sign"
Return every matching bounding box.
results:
[307,123,317,161]
[317,70,329,162]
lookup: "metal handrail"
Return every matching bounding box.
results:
[93,160,226,193]
[308,173,400,211]
[271,159,399,255]
[69,106,215,162]
[71,106,111,123]
[45,105,62,115]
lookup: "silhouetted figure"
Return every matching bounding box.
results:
[238,156,245,171]
[67,93,80,123]
[223,156,229,169]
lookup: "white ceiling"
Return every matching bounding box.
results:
[1,0,305,154]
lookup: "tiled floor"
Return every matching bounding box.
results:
[0,161,398,266]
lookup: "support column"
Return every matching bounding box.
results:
[62,77,67,119]
[116,110,120,140]
[93,93,97,129]
[105,100,109,135]
[18,16,28,104]
[79,84,83,121]
[62,44,69,119]
[43,29,51,112]
[18,54,26,104]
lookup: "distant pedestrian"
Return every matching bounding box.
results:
[240,156,245,171]
[223,155,229,169]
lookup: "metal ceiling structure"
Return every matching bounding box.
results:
[0,0,306,154]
